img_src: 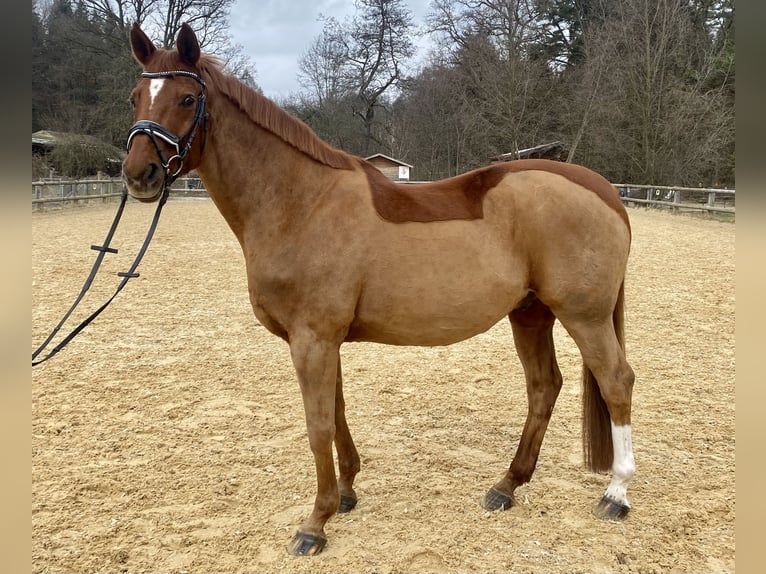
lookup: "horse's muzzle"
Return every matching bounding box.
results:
[122,160,165,202]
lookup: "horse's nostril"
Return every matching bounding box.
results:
[145,162,160,183]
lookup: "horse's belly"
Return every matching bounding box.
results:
[346,310,508,346]
[346,265,523,346]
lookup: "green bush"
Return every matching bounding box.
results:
[49,135,124,178]
[32,154,51,180]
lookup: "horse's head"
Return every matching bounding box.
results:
[123,23,208,202]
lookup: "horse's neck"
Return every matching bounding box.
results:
[196,97,333,242]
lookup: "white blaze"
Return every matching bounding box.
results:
[148,78,165,110]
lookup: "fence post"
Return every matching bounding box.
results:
[707,191,716,209]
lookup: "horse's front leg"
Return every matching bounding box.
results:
[286,329,341,556]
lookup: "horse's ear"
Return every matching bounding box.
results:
[130,23,156,66]
[176,23,201,66]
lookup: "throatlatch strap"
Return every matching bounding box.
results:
[32,186,169,366]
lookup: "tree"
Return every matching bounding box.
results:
[346,0,415,154]
[298,20,348,107]
[78,0,230,51]
[393,62,477,179]
[32,1,47,132]
[298,0,415,155]
[530,0,611,69]
[32,0,136,146]
[570,0,735,185]
[426,0,560,162]
[153,0,231,50]
[32,0,734,186]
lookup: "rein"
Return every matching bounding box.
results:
[32,186,169,366]
[32,70,208,367]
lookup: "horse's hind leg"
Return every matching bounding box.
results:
[483,297,563,511]
[334,357,361,513]
[559,309,636,521]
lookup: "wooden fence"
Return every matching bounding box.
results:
[615,184,735,214]
[32,176,207,210]
[33,176,735,215]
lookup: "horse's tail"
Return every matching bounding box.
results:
[581,280,626,472]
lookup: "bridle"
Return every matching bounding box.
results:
[126,69,208,185]
[32,70,208,366]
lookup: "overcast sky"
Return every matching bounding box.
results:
[228,0,435,100]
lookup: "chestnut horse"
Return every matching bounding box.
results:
[123,23,636,556]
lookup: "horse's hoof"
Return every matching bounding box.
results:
[287,531,327,556]
[593,496,630,521]
[338,494,357,513]
[481,487,515,511]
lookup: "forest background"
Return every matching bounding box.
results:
[31,0,734,187]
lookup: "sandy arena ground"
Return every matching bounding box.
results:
[32,199,735,573]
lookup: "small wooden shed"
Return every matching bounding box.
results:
[365,153,413,181]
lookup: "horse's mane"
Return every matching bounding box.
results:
[196,55,356,171]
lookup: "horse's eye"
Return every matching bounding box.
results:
[182,95,195,108]
[129,94,136,108]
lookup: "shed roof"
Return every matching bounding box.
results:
[490,141,567,162]
[33,130,117,150]
[365,153,413,169]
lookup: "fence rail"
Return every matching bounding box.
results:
[32,176,207,209]
[615,184,735,214]
[33,177,735,215]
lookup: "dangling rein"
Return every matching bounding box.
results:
[32,70,207,367]
[31,185,169,366]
